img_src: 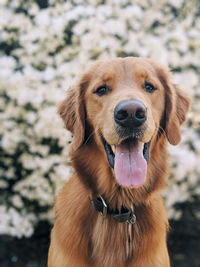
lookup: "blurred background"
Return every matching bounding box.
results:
[0,0,200,266]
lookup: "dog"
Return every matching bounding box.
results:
[48,57,190,267]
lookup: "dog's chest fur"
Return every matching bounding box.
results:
[91,215,137,266]
[90,204,162,267]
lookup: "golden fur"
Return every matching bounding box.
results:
[48,57,190,267]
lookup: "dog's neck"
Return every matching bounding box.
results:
[88,190,167,266]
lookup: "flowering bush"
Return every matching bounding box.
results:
[0,0,199,237]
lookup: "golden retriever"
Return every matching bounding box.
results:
[48,57,190,267]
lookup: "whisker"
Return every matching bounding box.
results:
[158,125,167,136]
[83,128,99,145]
[153,125,167,139]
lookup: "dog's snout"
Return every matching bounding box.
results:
[114,99,147,128]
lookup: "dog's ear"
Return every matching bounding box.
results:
[160,69,191,145]
[58,74,90,150]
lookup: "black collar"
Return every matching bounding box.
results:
[90,195,136,224]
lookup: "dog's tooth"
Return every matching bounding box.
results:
[139,142,145,150]
[111,145,116,154]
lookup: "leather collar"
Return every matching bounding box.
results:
[90,195,136,224]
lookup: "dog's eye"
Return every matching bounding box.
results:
[94,85,110,96]
[144,82,156,93]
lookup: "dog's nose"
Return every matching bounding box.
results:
[114,99,147,128]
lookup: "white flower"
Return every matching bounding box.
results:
[0,180,8,189]
[11,195,24,209]
[1,129,23,153]
[102,19,126,36]
[0,206,36,238]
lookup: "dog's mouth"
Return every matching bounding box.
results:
[102,137,150,188]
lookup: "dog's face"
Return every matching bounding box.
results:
[59,57,190,188]
[85,58,162,145]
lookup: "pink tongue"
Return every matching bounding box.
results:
[114,141,147,187]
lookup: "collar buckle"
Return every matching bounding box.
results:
[127,211,136,224]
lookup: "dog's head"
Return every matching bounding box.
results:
[59,57,190,189]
